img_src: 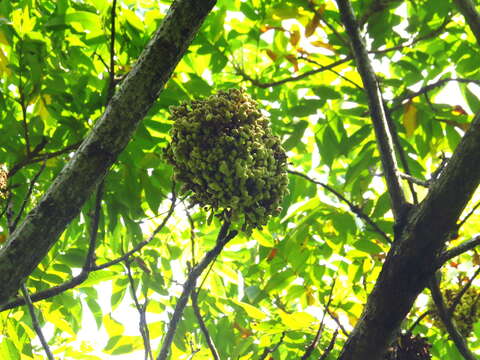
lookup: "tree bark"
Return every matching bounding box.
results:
[0,0,216,306]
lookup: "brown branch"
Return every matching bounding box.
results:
[319,329,339,360]
[126,260,153,360]
[157,221,238,360]
[235,57,352,88]
[455,0,480,45]
[335,0,407,221]
[258,332,286,360]
[21,283,55,360]
[407,310,432,333]
[288,170,392,243]
[191,290,220,360]
[108,0,118,100]
[327,308,349,338]
[391,78,480,112]
[428,276,477,360]
[458,200,480,229]
[301,278,336,360]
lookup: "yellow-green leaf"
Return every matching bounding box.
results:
[402,101,418,137]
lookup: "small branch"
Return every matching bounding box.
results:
[449,266,480,315]
[288,170,392,243]
[156,221,238,360]
[318,329,339,360]
[21,283,55,360]
[186,209,196,266]
[1,190,175,311]
[301,278,336,360]
[458,200,480,229]
[437,234,480,265]
[335,0,407,220]
[191,290,220,360]
[9,141,82,177]
[326,309,350,338]
[10,162,46,232]
[235,57,352,88]
[391,78,480,112]
[108,0,118,100]
[258,332,286,360]
[407,310,432,333]
[398,172,430,187]
[455,0,480,45]
[428,276,477,360]
[126,260,153,360]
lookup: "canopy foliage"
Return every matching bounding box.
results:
[1,0,480,359]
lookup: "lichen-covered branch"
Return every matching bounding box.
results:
[335,0,407,221]
[0,0,216,307]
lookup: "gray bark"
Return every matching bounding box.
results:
[0,0,216,306]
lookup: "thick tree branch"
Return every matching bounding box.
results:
[335,0,407,221]
[338,106,480,359]
[429,277,477,360]
[455,0,480,45]
[156,221,238,360]
[0,0,216,307]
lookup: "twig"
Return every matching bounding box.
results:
[407,310,432,333]
[428,276,477,360]
[108,0,118,100]
[398,173,430,188]
[235,57,352,89]
[1,189,175,311]
[326,308,349,338]
[186,209,196,266]
[288,170,391,243]
[391,78,480,112]
[449,266,480,315]
[318,329,339,360]
[335,0,407,221]
[458,200,480,229]
[301,278,336,359]
[156,221,238,360]
[9,141,82,177]
[11,162,46,232]
[437,234,480,265]
[191,290,220,360]
[455,0,480,46]
[126,260,153,360]
[21,283,55,360]
[258,332,286,360]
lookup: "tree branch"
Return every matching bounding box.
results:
[258,332,285,360]
[288,170,391,243]
[455,0,480,45]
[21,283,55,360]
[1,189,174,311]
[191,290,220,360]
[338,108,480,359]
[0,0,216,307]
[438,234,480,265]
[335,0,407,221]
[428,276,477,360]
[156,221,238,360]
[319,329,339,360]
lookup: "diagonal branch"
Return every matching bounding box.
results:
[438,234,480,265]
[191,290,220,360]
[288,170,391,243]
[0,0,217,307]
[428,276,477,360]
[335,0,407,221]
[156,221,238,360]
